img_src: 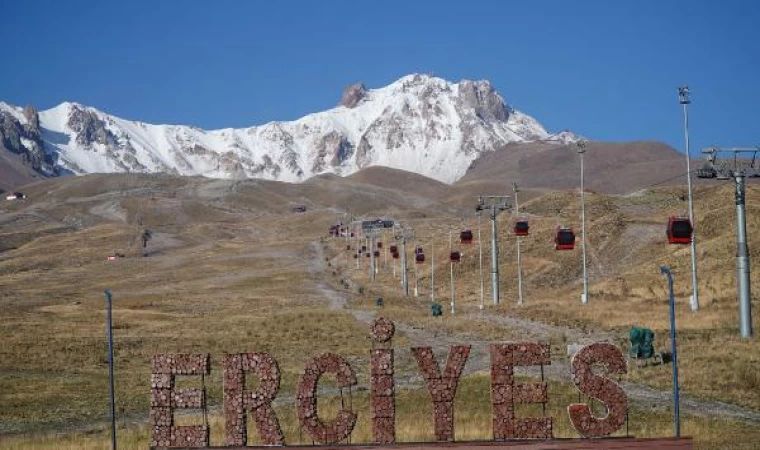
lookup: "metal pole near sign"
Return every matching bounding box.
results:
[104,289,117,450]
[660,267,680,438]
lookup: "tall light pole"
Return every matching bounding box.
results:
[577,140,589,305]
[449,229,455,314]
[679,86,700,312]
[431,241,435,303]
[513,182,524,306]
[477,211,485,310]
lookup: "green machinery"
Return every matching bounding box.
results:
[629,326,663,366]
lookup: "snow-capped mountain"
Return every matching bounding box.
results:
[0,74,577,184]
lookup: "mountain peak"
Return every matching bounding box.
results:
[1,75,577,184]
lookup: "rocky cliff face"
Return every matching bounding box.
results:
[339,83,367,108]
[0,74,578,184]
[0,104,54,175]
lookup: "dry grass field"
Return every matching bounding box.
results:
[0,172,758,449]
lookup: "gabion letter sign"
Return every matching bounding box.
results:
[150,318,627,447]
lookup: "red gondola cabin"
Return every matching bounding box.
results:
[514,220,530,236]
[377,242,383,249]
[389,245,398,254]
[555,227,576,250]
[460,230,474,244]
[667,216,693,245]
[450,251,461,263]
[373,250,380,257]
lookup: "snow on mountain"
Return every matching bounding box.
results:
[1,74,578,184]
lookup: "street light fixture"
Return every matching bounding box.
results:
[678,86,700,312]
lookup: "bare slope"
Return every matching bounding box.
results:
[458,141,690,195]
[0,147,46,191]
[346,166,453,200]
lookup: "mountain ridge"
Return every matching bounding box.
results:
[0,74,577,189]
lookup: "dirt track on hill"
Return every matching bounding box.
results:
[309,240,760,425]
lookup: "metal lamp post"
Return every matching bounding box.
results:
[513,182,524,306]
[660,266,681,437]
[104,289,117,450]
[431,241,435,303]
[449,229,455,314]
[577,140,589,305]
[679,86,700,312]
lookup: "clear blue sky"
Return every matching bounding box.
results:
[1,1,758,152]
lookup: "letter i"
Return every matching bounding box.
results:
[369,318,396,444]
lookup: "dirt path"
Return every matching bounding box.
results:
[310,240,760,425]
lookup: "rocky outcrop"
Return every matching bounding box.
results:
[23,105,40,134]
[457,80,510,122]
[0,109,50,173]
[67,105,118,147]
[340,83,367,108]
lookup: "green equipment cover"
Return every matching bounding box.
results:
[629,326,655,359]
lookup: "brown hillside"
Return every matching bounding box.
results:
[459,141,693,195]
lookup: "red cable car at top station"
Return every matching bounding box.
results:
[667,216,693,245]
[459,230,474,244]
[555,227,576,250]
